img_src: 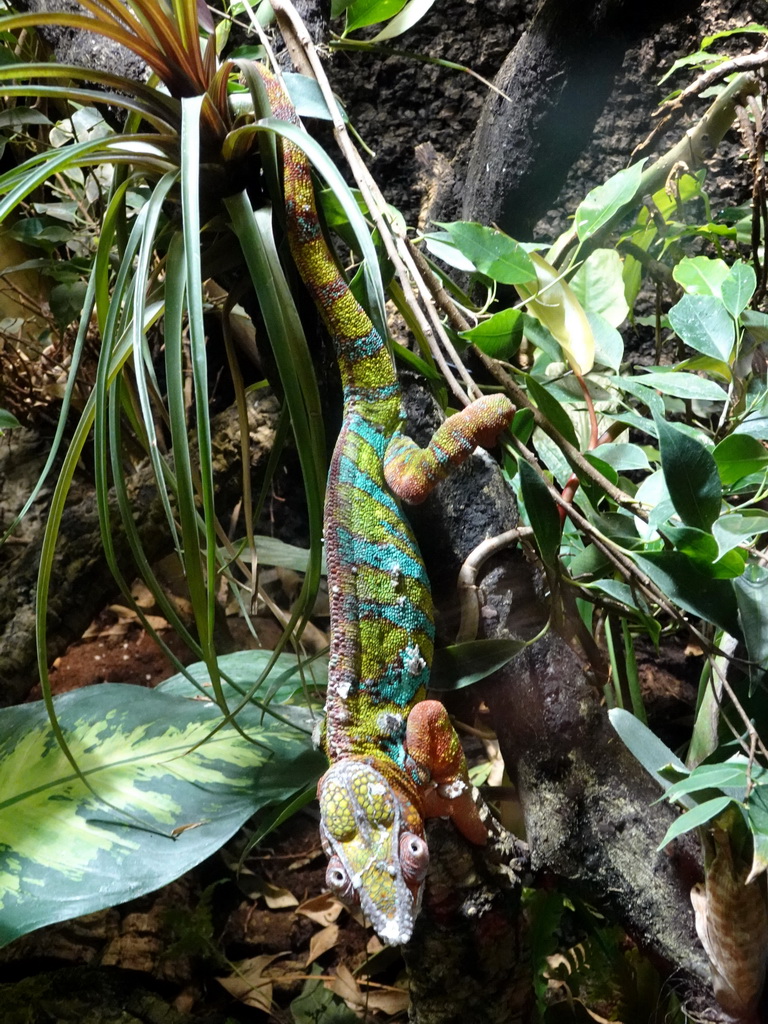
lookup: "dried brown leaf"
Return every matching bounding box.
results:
[329,963,362,1007]
[216,954,280,1011]
[366,989,410,1014]
[262,881,299,910]
[297,893,344,926]
[306,923,340,965]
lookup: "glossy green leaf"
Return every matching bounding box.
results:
[283,72,347,123]
[431,637,532,691]
[0,106,51,130]
[593,442,650,471]
[460,306,523,360]
[519,459,561,567]
[663,762,748,801]
[608,708,691,799]
[370,0,437,39]
[741,309,768,348]
[658,796,733,849]
[713,433,768,486]
[574,160,645,241]
[345,0,406,32]
[516,252,595,375]
[654,413,721,531]
[721,261,756,318]
[0,660,325,946]
[569,248,629,326]
[746,784,768,881]
[422,231,476,273]
[672,256,729,297]
[525,374,578,447]
[588,310,624,371]
[713,512,768,559]
[437,221,534,284]
[734,565,768,683]
[633,551,740,637]
[662,524,745,579]
[0,409,21,430]
[676,353,732,382]
[667,294,735,361]
[629,371,727,403]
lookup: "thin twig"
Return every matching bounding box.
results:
[634,48,768,160]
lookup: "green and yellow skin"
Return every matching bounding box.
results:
[257,65,514,945]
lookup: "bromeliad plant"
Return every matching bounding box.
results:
[0,0,362,943]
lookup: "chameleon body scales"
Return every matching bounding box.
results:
[257,65,514,945]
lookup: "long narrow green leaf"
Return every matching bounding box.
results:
[128,173,181,549]
[223,192,326,713]
[0,11,176,84]
[0,136,174,221]
[658,796,733,849]
[0,62,181,126]
[180,94,226,707]
[0,83,178,133]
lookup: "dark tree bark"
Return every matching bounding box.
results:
[14,0,147,91]
[460,0,700,237]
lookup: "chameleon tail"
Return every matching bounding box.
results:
[256,65,397,402]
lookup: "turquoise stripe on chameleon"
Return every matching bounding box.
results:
[335,528,427,582]
[371,657,430,703]
[357,600,433,635]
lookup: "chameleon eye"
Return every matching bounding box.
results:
[399,833,429,885]
[326,856,357,903]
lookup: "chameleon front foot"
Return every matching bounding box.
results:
[406,699,488,846]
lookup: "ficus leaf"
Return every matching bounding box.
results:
[515,252,595,375]
[713,433,768,487]
[436,220,534,284]
[431,637,532,690]
[633,550,740,637]
[654,413,722,531]
[574,160,646,241]
[518,459,561,567]
[460,306,523,360]
[667,293,735,362]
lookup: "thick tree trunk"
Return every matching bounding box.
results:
[459,0,700,237]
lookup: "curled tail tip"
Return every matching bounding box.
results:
[473,393,516,445]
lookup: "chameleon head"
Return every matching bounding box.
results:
[318,760,429,946]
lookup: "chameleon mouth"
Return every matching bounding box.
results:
[356,855,419,946]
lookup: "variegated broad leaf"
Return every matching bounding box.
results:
[0,651,326,946]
